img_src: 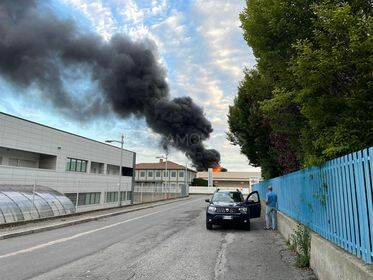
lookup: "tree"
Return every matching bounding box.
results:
[291,2,373,164]
[228,70,284,178]
[228,0,372,178]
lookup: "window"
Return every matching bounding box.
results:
[0,147,56,170]
[179,171,184,178]
[120,191,132,201]
[122,167,133,176]
[148,171,153,177]
[9,158,18,166]
[66,158,87,172]
[155,171,161,177]
[65,193,77,205]
[68,192,101,206]
[107,164,119,175]
[171,171,177,178]
[7,158,37,168]
[105,191,118,203]
[163,171,169,177]
[247,192,259,203]
[90,161,104,174]
[140,171,146,177]
[212,192,244,203]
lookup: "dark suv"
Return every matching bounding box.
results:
[205,189,261,230]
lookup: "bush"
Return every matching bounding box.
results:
[288,224,311,268]
[191,178,208,186]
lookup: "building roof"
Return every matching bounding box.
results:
[197,171,261,182]
[135,160,196,172]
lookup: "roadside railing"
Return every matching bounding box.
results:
[254,147,373,264]
[132,184,187,204]
[0,177,189,225]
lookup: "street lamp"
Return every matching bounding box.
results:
[105,133,124,207]
[184,159,189,198]
[156,151,169,198]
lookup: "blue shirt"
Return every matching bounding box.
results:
[266,191,278,208]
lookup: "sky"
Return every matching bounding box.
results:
[0,0,260,172]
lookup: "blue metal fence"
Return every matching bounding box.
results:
[254,147,373,264]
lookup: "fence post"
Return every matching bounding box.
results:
[363,149,373,263]
[32,179,36,209]
[75,180,79,212]
[353,151,371,263]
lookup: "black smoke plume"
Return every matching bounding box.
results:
[0,0,220,170]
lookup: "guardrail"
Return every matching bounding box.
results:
[254,147,373,264]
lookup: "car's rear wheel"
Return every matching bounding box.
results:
[206,221,213,230]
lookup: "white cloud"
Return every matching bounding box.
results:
[119,0,144,23]
[192,0,254,79]
[61,0,117,40]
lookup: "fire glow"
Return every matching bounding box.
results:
[212,166,227,173]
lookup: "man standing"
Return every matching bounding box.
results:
[265,186,278,230]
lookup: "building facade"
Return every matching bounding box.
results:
[0,112,136,212]
[135,159,196,189]
[196,171,261,192]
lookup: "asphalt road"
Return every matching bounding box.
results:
[0,196,315,280]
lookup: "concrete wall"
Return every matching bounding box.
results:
[213,180,250,190]
[189,186,216,194]
[274,208,373,280]
[189,186,252,195]
[311,233,373,280]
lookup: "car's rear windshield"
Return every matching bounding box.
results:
[212,192,243,203]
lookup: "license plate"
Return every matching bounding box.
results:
[222,215,233,220]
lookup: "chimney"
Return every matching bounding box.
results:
[159,159,163,163]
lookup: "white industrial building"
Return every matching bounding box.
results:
[0,112,136,213]
[196,171,261,192]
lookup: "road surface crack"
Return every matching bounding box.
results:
[214,232,235,280]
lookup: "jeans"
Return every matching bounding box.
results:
[265,206,277,230]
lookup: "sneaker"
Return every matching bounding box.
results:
[264,227,270,230]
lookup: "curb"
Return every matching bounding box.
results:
[0,197,190,240]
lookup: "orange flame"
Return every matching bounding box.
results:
[212,166,222,173]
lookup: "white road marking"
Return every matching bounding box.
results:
[0,198,202,259]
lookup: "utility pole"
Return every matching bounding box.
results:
[156,151,169,199]
[105,133,124,207]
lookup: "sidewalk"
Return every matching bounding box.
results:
[219,218,317,280]
[0,196,191,240]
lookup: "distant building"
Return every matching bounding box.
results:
[135,159,196,189]
[196,171,261,192]
[0,112,136,215]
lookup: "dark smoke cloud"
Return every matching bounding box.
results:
[0,0,220,170]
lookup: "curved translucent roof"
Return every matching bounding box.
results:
[0,185,75,224]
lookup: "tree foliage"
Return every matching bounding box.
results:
[191,178,208,186]
[228,0,373,178]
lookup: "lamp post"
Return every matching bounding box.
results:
[156,151,168,198]
[105,133,124,207]
[184,159,189,197]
